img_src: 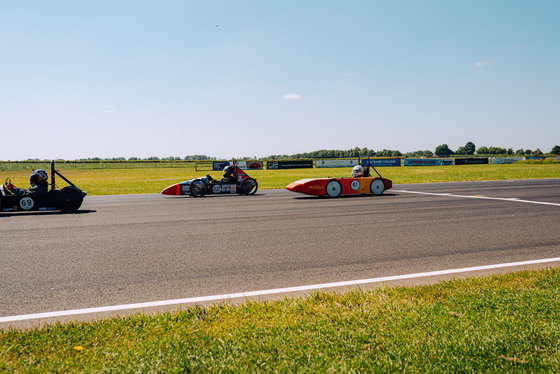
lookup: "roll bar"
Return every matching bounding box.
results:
[50,160,81,192]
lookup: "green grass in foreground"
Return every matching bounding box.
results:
[1,162,559,195]
[1,268,559,372]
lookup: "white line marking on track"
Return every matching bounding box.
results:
[2,257,560,323]
[393,189,560,206]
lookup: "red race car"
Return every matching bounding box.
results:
[286,163,392,198]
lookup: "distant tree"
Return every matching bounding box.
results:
[376,149,402,157]
[550,145,560,155]
[456,141,476,155]
[507,148,514,155]
[515,149,525,156]
[464,141,476,155]
[488,147,507,155]
[435,144,453,157]
[406,150,434,157]
[533,148,543,156]
[476,146,489,155]
[525,149,532,156]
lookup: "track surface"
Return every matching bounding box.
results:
[1,179,559,326]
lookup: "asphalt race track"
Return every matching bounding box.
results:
[2,179,559,327]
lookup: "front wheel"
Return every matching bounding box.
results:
[240,178,258,195]
[370,178,385,195]
[189,179,207,197]
[325,180,342,198]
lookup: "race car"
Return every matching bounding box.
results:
[161,163,258,197]
[286,163,392,198]
[0,161,87,213]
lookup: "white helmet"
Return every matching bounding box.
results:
[351,165,365,178]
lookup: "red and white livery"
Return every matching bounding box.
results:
[286,163,392,197]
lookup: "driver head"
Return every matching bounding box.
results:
[30,169,48,186]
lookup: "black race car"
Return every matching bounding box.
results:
[161,164,258,197]
[1,161,86,213]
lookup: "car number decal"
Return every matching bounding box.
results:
[19,197,34,210]
[212,184,222,194]
[351,180,360,191]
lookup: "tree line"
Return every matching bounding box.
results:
[19,144,560,162]
[431,142,560,157]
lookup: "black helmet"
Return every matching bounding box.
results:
[30,169,48,185]
[223,165,235,178]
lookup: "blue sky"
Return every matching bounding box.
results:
[1,1,559,160]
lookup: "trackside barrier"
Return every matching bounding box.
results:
[404,159,441,166]
[213,161,264,171]
[207,155,557,171]
[213,161,230,171]
[524,157,547,161]
[267,160,314,169]
[455,158,489,165]
[491,157,523,164]
[361,158,401,167]
[316,159,359,168]
[238,161,263,170]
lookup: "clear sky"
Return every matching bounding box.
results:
[1,1,559,160]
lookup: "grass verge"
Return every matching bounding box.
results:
[1,268,559,372]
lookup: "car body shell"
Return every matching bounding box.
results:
[161,177,241,196]
[1,186,86,213]
[161,165,257,196]
[286,176,392,197]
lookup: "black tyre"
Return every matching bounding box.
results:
[240,178,258,195]
[325,180,342,198]
[370,178,385,195]
[55,186,84,212]
[189,179,207,197]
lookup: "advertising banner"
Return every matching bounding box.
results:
[213,161,264,170]
[237,161,264,170]
[267,160,314,169]
[491,157,523,164]
[441,158,454,166]
[524,157,546,161]
[404,159,441,166]
[455,158,489,165]
[361,158,401,167]
[316,159,359,168]
[213,161,231,171]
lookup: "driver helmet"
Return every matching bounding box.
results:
[351,165,365,178]
[30,169,48,185]
[223,165,235,178]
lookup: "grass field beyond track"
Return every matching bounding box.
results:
[1,269,559,372]
[1,162,559,195]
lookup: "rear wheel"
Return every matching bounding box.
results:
[370,178,385,195]
[240,178,258,195]
[55,186,84,212]
[325,180,342,198]
[189,179,207,197]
